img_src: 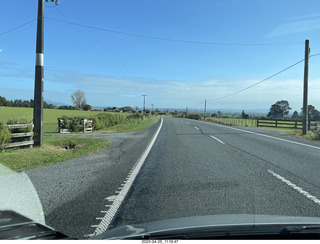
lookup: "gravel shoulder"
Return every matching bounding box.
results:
[26,119,161,239]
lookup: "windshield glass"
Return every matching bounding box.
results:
[1,0,320,240]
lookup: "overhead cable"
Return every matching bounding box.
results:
[207,52,320,101]
[0,19,36,36]
[45,17,303,46]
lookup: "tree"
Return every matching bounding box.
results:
[71,90,87,110]
[292,111,300,119]
[267,100,291,118]
[120,106,134,112]
[301,105,320,121]
[83,104,92,111]
[241,110,249,119]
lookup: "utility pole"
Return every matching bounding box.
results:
[142,95,147,113]
[302,39,310,135]
[186,106,188,117]
[151,104,154,112]
[204,100,207,120]
[33,0,44,147]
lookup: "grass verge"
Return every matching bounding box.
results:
[0,136,111,172]
[0,116,159,172]
[95,117,160,133]
[204,118,320,143]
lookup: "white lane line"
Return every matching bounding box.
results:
[91,117,164,236]
[186,122,190,125]
[194,126,200,130]
[210,135,225,145]
[267,170,320,206]
[200,121,320,151]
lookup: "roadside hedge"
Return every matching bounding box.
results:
[58,113,137,132]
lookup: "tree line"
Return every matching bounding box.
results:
[0,96,89,110]
[267,100,320,121]
[0,96,58,109]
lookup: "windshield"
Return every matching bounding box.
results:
[1,0,320,240]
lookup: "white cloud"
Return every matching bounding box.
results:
[266,18,320,37]
[43,69,320,111]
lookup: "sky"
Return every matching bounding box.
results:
[1,0,320,113]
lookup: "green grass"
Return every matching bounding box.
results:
[205,117,320,142]
[0,107,160,171]
[0,136,111,172]
[0,107,129,133]
[206,117,303,129]
[95,117,160,133]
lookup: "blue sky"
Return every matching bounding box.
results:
[1,0,320,112]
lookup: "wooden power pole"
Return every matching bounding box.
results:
[33,0,44,146]
[204,100,207,120]
[302,39,310,135]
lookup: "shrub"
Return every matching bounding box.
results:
[58,116,83,132]
[127,113,144,119]
[188,114,201,120]
[0,122,11,150]
[6,117,33,133]
[69,117,83,132]
[306,129,320,141]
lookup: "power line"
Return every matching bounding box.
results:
[207,52,320,102]
[54,3,128,79]
[207,59,304,101]
[73,0,134,80]
[45,17,304,46]
[0,19,36,36]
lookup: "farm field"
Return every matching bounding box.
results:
[0,107,128,133]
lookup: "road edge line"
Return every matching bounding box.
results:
[91,117,163,236]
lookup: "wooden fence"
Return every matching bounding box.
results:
[309,121,320,131]
[5,124,34,149]
[256,119,302,129]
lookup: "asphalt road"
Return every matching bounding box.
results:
[109,117,320,229]
[27,117,320,239]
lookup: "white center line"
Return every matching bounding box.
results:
[268,170,320,206]
[194,126,200,130]
[210,135,225,145]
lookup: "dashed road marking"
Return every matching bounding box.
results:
[194,126,200,130]
[210,135,225,145]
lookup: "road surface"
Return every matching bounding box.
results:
[27,117,320,239]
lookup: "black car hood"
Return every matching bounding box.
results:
[91,214,320,239]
